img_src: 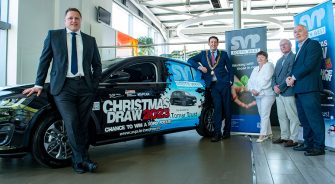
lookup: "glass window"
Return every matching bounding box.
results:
[132,17,148,39]
[105,62,157,83]
[0,0,9,87]
[112,3,129,34]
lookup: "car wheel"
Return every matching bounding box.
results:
[31,113,72,168]
[181,100,187,106]
[196,105,215,137]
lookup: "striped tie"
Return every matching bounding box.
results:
[211,52,215,66]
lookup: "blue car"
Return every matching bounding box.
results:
[0,56,214,167]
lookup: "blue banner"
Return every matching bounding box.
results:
[225,27,267,134]
[294,0,335,148]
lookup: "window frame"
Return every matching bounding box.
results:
[0,0,10,87]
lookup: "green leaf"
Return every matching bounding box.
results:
[240,75,249,86]
[234,81,243,87]
[137,36,154,56]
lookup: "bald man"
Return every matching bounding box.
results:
[271,39,300,147]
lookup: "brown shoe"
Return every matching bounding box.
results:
[284,140,299,147]
[272,138,287,144]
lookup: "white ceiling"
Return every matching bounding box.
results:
[134,0,335,42]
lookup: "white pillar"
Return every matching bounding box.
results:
[233,0,241,29]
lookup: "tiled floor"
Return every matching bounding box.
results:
[252,127,335,184]
[1,128,335,184]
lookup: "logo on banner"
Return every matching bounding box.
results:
[230,34,260,55]
[171,64,192,81]
[299,8,326,38]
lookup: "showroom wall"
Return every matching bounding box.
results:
[7,0,117,85]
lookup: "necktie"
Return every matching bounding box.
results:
[211,52,215,67]
[71,32,78,75]
[281,57,286,66]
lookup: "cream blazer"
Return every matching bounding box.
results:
[248,62,275,96]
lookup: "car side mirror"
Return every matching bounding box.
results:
[106,71,130,83]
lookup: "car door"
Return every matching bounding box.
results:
[161,59,206,130]
[94,58,169,141]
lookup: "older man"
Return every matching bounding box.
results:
[286,24,325,156]
[272,39,300,147]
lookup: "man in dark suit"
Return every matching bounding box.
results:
[188,36,234,142]
[286,24,325,156]
[23,8,102,173]
[271,39,300,147]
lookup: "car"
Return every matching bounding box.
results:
[170,90,197,106]
[0,56,214,168]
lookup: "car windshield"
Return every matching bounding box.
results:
[102,58,125,71]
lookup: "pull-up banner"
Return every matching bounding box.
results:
[225,27,267,134]
[294,0,335,148]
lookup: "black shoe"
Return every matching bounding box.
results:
[73,163,86,174]
[284,140,299,147]
[222,134,231,139]
[82,160,98,172]
[272,138,287,144]
[304,149,325,156]
[211,134,222,142]
[293,144,311,151]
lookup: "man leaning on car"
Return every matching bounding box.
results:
[23,8,102,174]
[187,36,234,142]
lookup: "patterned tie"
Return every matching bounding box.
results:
[211,51,216,67]
[71,32,78,75]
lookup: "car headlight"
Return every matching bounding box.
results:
[0,96,37,112]
[0,97,27,108]
[0,96,38,126]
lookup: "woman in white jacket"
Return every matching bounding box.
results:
[248,51,275,142]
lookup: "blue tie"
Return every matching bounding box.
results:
[71,32,78,75]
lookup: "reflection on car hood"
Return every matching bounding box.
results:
[0,84,34,98]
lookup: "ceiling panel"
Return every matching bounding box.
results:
[136,0,335,42]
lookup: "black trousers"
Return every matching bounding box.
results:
[53,78,94,164]
[210,83,232,135]
[295,92,325,150]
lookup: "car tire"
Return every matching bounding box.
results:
[31,113,72,168]
[196,105,214,137]
[181,100,187,106]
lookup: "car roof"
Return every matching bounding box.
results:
[102,56,190,71]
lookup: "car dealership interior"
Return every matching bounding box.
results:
[1,0,335,183]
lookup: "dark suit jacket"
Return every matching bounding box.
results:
[291,38,323,94]
[35,29,102,95]
[187,50,233,90]
[271,51,295,96]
